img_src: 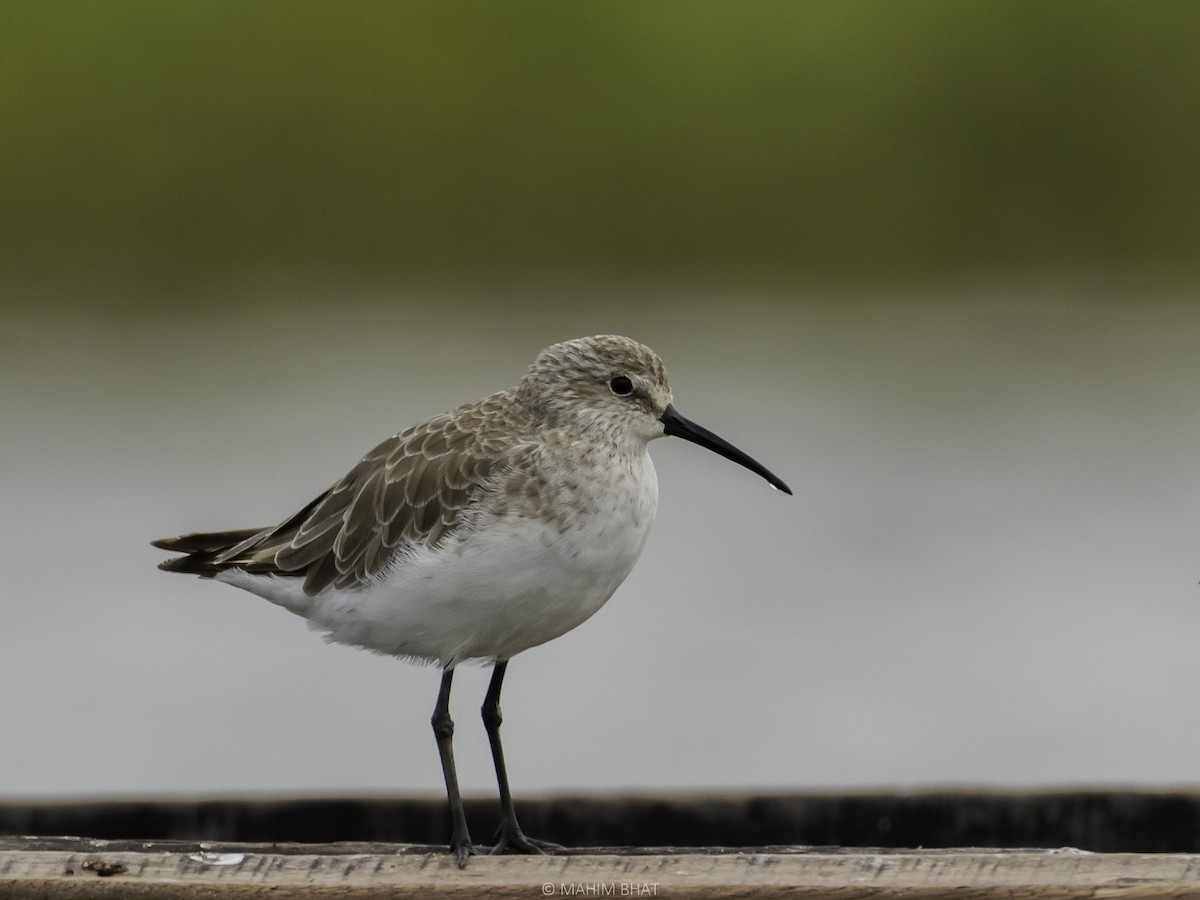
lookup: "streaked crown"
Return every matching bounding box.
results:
[516,335,673,443]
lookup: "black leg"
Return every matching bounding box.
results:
[431,666,476,867]
[481,660,563,855]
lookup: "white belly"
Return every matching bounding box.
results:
[220,455,659,666]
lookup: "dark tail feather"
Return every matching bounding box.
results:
[153,490,331,579]
[152,529,264,553]
[152,528,268,576]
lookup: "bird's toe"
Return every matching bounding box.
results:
[488,825,563,855]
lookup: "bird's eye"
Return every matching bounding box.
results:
[609,375,634,396]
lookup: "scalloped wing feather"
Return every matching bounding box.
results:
[198,393,530,596]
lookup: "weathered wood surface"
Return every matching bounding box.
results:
[3,838,1200,898]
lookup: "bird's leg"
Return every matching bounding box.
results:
[481,660,563,854]
[431,666,477,867]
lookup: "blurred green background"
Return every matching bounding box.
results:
[4,0,1198,299]
[6,3,1200,798]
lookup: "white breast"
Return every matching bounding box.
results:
[221,452,659,667]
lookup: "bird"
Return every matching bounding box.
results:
[153,334,791,866]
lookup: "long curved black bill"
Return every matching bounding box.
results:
[659,404,792,495]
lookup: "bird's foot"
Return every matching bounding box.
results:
[450,834,480,869]
[488,821,563,856]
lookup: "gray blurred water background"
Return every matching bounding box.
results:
[3,2,1200,800]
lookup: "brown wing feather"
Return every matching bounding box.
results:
[171,394,529,595]
[154,392,532,594]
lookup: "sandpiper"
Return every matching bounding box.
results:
[154,335,790,866]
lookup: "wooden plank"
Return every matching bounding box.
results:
[5,789,1200,852]
[3,839,1200,898]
